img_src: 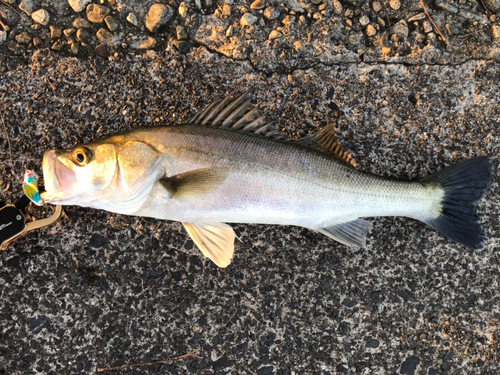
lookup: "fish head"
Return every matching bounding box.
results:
[42,142,118,205]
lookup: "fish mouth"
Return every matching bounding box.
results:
[41,150,76,203]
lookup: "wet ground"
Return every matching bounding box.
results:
[0,0,499,374]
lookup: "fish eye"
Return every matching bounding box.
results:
[72,147,92,166]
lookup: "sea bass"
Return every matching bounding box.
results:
[41,92,493,267]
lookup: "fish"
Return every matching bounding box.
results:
[40,91,493,267]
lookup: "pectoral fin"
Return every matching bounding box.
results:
[182,221,235,268]
[160,167,229,199]
[317,219,372,248]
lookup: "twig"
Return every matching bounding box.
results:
[420,0,452,51]
[97,348,201,372]
[45,76,56,92]
[0,112,13,167]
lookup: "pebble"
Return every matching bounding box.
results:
[179,2,188,18]
[366,24,376,36]
[63,28,76,36]
[389,0,401,10]
[482,0,500,13]
[33,37,42,46]
[240,12,258,26]
[86,4,110,23]
[145,4,173,33]
[377,17,385,26]
[269,29,282,39]
[70,42,79,55]
[493,24,500,39]
[16,31,32,44]
[176,25,188,40]
[250,0,266,10]
[31,8,50,25]
[126,13,139,26]
[392,19,408,36]
[68,0,91,13]
[311,0,322,4]
[344,8,354,18]
[172,40,191,54]
[372,1,381,12]
[49,25,62,39]
[359,15,370,26]
[19,0,36,15]
[51,40,64,50]
[76,28,92,44]
[222,4,231,16]
[415,32,425,43]
[422,20,432,33]
[73,18,91,28]
[96,28,116,44]
[264,7,280,19]
[333,0,342,15]
[130,37,156,50]
[408,13,426,22]
[95,44,108,57]
[105,16,119,31]
[0,30,6,45]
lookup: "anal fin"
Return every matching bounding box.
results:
[317,219,372,248]
[182,221,235,268]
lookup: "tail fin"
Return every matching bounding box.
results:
[420,156,493,249]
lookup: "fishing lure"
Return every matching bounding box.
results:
[23,170,43,206]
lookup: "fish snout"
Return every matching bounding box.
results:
[42,150,76,200]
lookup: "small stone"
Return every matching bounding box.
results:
[76,28,92,44]
[68,0,91,13]
[389,0,400,10]
[269,29,282,39]
[241,12,258,26]
[126,13,138,26]
[95,44,108,57]
[222,4,231,16]
[408,13,425,22]
[377,17,385,26]
[264,7,280,19]
[250,0,266,9]
[482,0,500,13]
[318,3,327,10]
[33,37,42,46]
[63,28,76,36]
[414,32,425,43]
[73,17,91,28]
[490,14,496,22]
[293,40,303,49]
[16,31,32,44]
[70,42,79,54]
[19,0,35,15]
[392,19,408,37]
[344,8,353,18]
[130,37,156,50]
[179,2,188,18]
[96,28,116,45]
[172,40,191,54]
[51,40,64,50]
[31,9,50,25]
[366,24,376,36]
[145,3,173,33]
[105,15,119,31]
[311,0,322,4]
[176,25,188,40]
[333,0,342,14]
[0,30,7,45]
[493,24,500,38]
[86,4,110,23]
[422,20,432,33]
[226,25,234,37]
[49,26,62,39]
[372,1,381,12]
[366,339,380,348]
[381,46,391,54]
[359,15,370,26]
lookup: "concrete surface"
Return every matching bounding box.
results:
[0,0,499,374]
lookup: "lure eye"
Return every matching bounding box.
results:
[73,147,92,166]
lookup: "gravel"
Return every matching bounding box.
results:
[0,0,499,374]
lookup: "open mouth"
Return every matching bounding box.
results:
[42,150,76,202]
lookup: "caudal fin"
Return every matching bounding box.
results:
[420,156,493,249]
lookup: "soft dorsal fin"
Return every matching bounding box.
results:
[298,124,357,167]
[188,90,283,138]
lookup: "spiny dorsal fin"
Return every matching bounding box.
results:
[298,124,357,167]
[188,90,282,138]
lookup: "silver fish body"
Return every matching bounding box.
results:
[41,92,493,267]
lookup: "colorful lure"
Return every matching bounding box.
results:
[23,170,43,206]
